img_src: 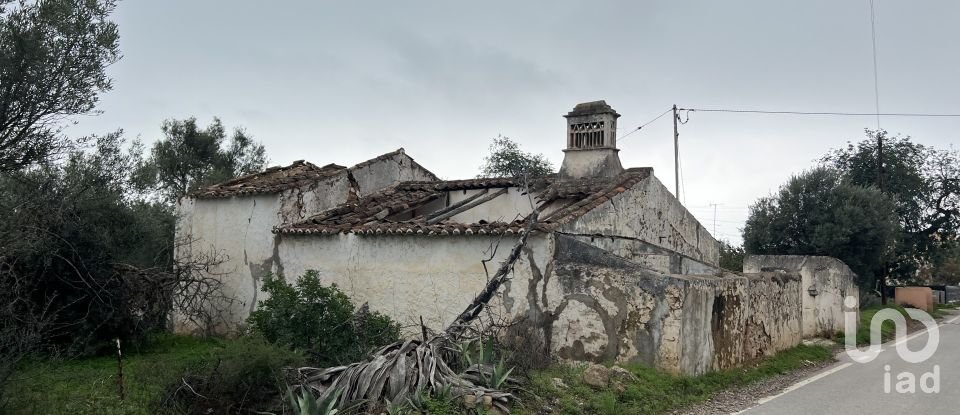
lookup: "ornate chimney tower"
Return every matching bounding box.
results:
[559,100,624,180]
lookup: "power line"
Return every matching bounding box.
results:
[676,108,960,117]
[869,0,881,129]
[618,107,673,141]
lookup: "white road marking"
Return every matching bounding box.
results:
[731,363,853,414]
[732,310,960,414]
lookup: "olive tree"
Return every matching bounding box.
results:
[0,0,120,171]
[480,135,553,178]
[743,167,899,288]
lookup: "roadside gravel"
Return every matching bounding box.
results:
[672,346,838,415]
[673,310,952,415]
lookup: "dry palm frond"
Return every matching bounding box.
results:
[295,187,543,413]
[295,337,511,413]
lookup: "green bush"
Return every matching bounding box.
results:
[156,335,305,414]
[248,270,401,366]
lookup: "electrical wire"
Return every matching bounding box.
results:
[618,107,673,141]
[676,108,960,117]
[869,0,881,129]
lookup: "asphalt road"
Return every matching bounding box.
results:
[739,311,960,414]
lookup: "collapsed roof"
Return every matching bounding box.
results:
[192,161,346,199]
[190,148,434,199]
[276,167,652,236]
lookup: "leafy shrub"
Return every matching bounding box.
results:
[248,270,401,366]
[156,335,304,414]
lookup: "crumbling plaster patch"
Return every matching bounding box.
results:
[743,272,803,360]
[743,255,859,338]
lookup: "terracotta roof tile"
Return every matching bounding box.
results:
[191,148,436,199]
[276,168,652,236]
[192,161,346,199]
[397,176,554,192]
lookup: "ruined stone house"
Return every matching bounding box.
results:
[176,101,858,375]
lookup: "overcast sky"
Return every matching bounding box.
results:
[69,0,960,245]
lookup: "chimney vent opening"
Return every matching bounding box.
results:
[564,100,620,150]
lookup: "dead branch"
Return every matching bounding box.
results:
[444,205,541,340]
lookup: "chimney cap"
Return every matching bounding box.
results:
[565,100,621,118]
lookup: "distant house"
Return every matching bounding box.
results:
[176,101,856,375]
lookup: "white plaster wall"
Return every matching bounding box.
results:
[277,233,554,332]
[559,174,720,266]
[446,187,536,224]
[175,194,283,332]
[351,153,437,197]
[279,174,353,224]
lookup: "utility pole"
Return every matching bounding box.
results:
[877,131,884,192]
[878,131,887,305]
[673,104,679,199]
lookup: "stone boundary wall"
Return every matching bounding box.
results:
[743,272,803,360]
[542,236,809,376]
[743,255,859,338]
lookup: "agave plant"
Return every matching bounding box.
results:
[459,339,517,390]
[287,387,343,415]
[487,360,515,390]
[383,397,413,415]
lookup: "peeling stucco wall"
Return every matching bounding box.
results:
[174,193,284,332]
[558,174,720,267]
[743,272,803,361]
[527,236,747,376]
[556,233,719,275]
[350,153,437,197]
[173,152,434,333]
[681,275,748,374]
[523,236,807,376]
[743,255,859,338]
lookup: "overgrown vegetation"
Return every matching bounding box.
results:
[718,240,745,272]
[3,335,300,414]
[156,336,304,414]
[0,0,271,397]
[517,345,834,415]
[248,271,402,367]
[0,0,120,173]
